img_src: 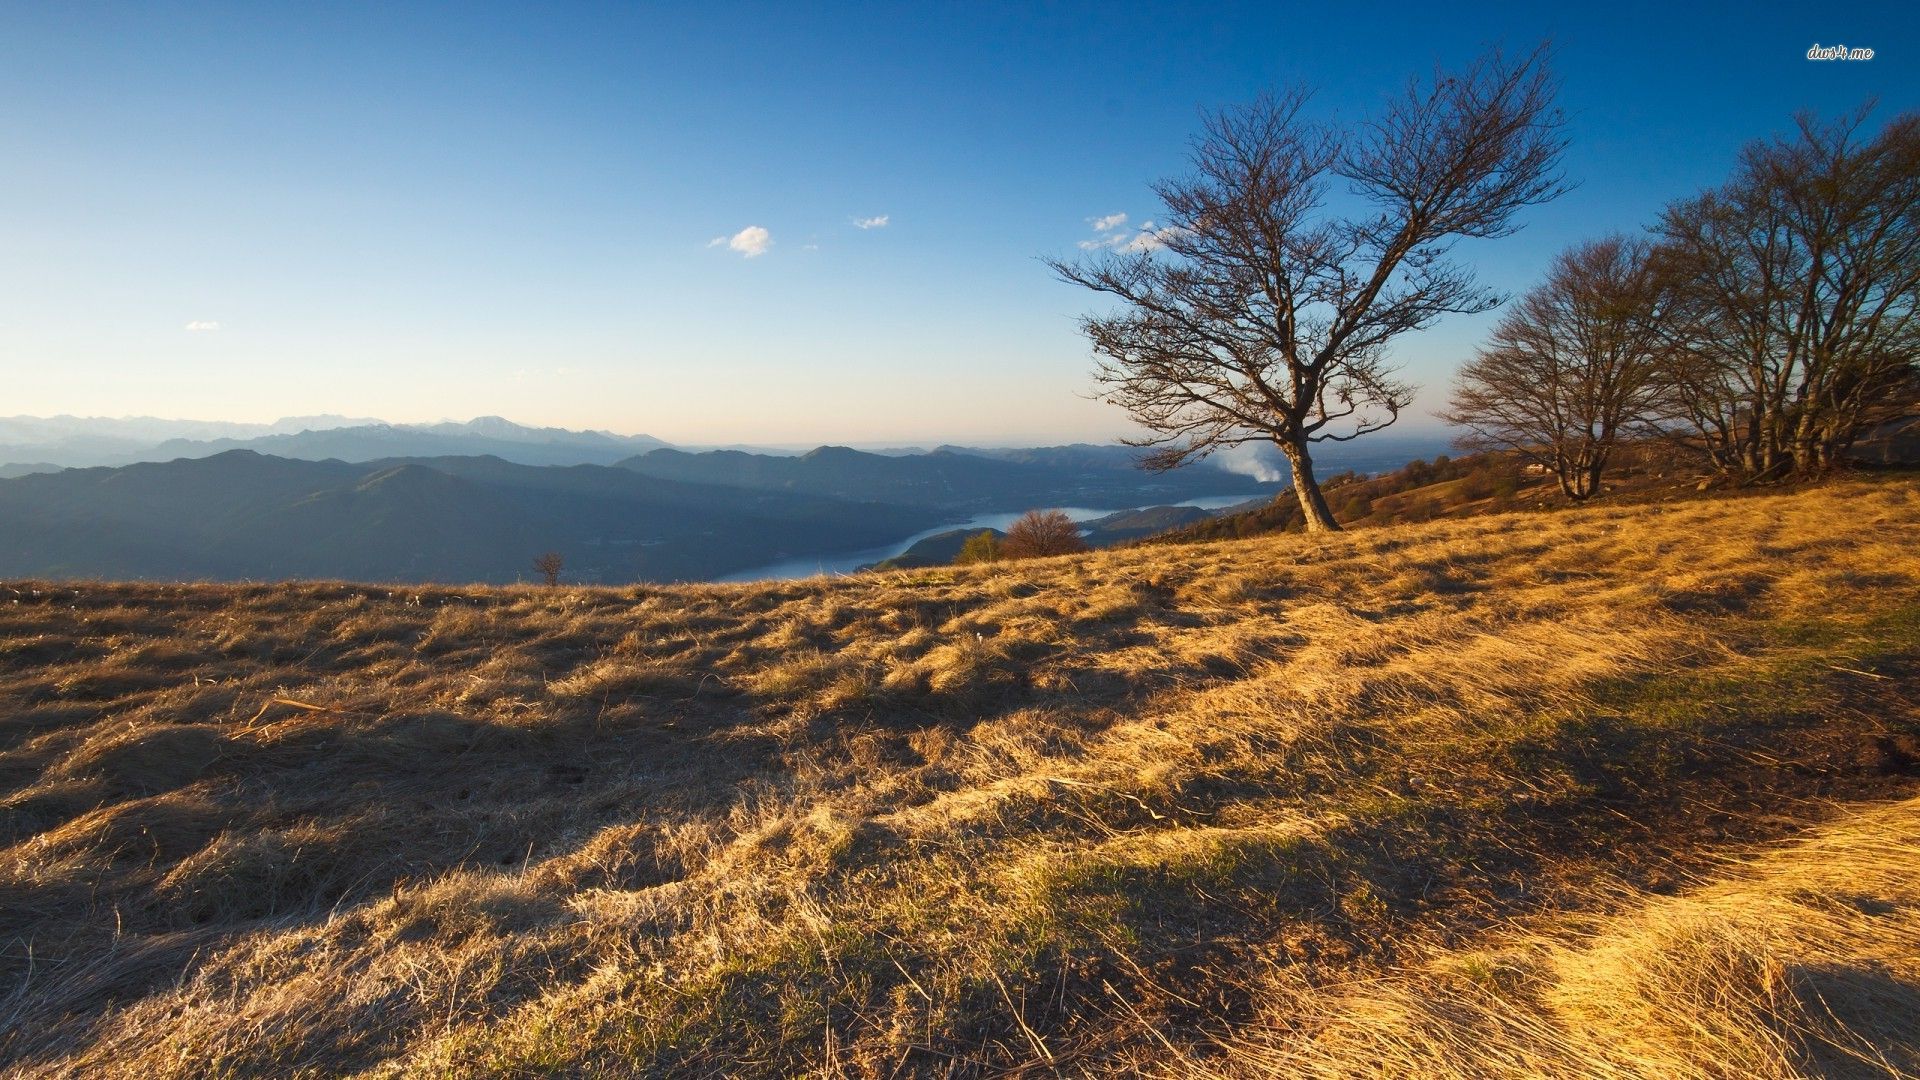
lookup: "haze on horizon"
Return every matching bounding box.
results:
[2,2,1912,446]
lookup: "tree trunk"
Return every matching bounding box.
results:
[1556,448,1608,502]
[1282,444,1341,533]
[1557,468,1586,501]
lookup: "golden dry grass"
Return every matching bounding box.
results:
[1208,794,1920,1079]
[0,478,1917,1076]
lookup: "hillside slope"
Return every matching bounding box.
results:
[1,480,1917,1076]
[0,451,943,583]
[618,444,1271,510]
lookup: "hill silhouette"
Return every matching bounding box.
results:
[618,443,1271,509]
[0,450,943,582]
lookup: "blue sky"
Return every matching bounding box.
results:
[1,2,1914,445]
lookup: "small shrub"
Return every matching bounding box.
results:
[1000,510,1090,560]
[954,531,1001,565]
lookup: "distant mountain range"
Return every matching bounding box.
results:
[0,443,1279,584]
[0,414,1452,481]
[0,415,668,469]
[148,418,672,468]
[617,444,1271,511]
[0,415,1473,584]
[0,414,378,467]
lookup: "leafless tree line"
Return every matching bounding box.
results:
[1439,236,1669,501]
[1451,106,1920,498]
[1652,108,1920,481]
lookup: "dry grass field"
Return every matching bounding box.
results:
[2,478,1918,1077]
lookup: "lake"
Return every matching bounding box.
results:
[714,494,1266,582]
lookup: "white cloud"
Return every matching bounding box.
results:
[706,236,727,248]
[1076,215,1183,253]
[184,320,221,332]
[1118,222,1183,253]
[725,225,772,258]
[853,214,889,229]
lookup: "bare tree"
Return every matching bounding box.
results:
[532,551,564,587]
[1048,47,1567,531]
[1653,106,1920,481]
[1441,236,1668,501]
[999,510,1089,559]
